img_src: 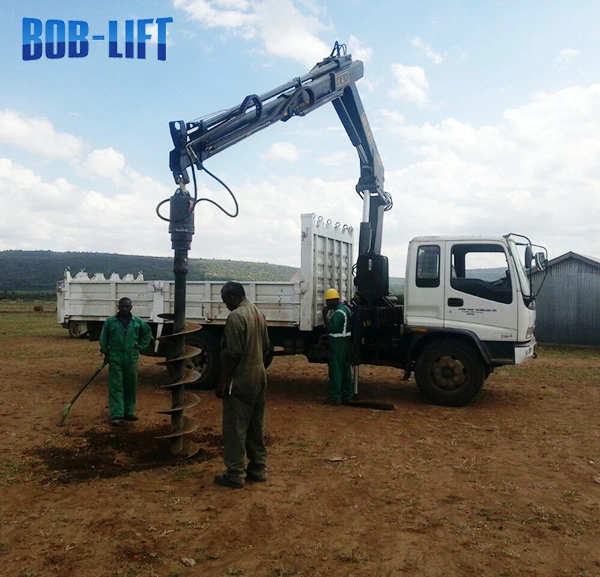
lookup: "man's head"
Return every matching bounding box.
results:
[221,281,246,311]
[117,297,133,316]
[324,288,340,309]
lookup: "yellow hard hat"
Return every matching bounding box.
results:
[325,288,340,300]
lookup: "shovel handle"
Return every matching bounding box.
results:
[69,361,107,405]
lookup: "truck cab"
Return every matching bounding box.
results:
[401,234,540,405]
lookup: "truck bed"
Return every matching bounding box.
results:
[57,214,354,334]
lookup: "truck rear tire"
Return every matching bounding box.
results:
[415,339,485,406]
[185,332,220,390]
[68,321,88,339]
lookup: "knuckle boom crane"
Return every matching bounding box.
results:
[168,41,393,303]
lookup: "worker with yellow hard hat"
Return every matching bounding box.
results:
[322,288,352,406]
[324,288,340,300]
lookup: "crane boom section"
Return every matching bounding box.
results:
[169,52,388,222]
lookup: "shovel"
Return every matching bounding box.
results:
[57,361,107,426]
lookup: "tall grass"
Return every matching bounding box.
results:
[0,308,61,339]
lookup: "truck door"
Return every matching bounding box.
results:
[404,242,445,329]
[443,241,518,340]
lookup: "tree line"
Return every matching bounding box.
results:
[0,250,298,292]
[0,250,405,300]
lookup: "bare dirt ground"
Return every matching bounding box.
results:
[1,308,600,577]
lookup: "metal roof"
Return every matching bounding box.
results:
[542,251,600,270]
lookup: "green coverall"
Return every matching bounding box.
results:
[220,299,271,483]
[99,314,152,419]
[326,302,353,403]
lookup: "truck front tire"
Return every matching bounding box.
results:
[415,339,485,406]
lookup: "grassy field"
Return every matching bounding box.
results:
[0,299,55,312]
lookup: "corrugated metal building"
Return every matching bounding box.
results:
[531,252,600,346]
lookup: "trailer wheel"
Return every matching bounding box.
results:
[415,339,485,406]
[184,332,220,390]
[68,321,88,339]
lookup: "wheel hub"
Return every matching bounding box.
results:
[431,354,466,391]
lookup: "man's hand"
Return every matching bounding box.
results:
[102,353,110,364]
[217,356,236,398]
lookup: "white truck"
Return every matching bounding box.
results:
[57,213,546,406]
[58,42,549,408]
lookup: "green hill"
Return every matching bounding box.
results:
[0,250,405,298]
[0,250,298,292]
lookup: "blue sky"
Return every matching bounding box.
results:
[1,1,599,277]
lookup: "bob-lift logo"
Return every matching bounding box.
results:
[22,17,173,61]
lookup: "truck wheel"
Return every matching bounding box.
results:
[184,332,220,390]
[415,340,485,406]
[68,321,88,339]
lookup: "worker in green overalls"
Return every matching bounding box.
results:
[99,297,152,426]
[322,288,353,406]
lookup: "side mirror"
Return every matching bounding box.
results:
[525,245,534,269]
[535,252,547,271]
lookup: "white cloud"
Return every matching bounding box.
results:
[260,142,300,162]
[175,172,361,266]
[0,117,174,256]
[554,48,580,64]
[173,0,333,66]
[173,0,256,29]
[389,64,430,106]
[348,35,372,63]
[0,110,85,160]
[0,156,173,255]
[379,83,600,265]
[381,109,406,125]
[82,148,126,182]
[317,150,352,167]
[411,37,445,64]
[0,110,341,264]
[254,0,331,67]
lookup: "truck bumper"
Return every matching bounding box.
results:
[514,339,536,365]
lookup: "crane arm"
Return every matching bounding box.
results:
[168,42,392,258]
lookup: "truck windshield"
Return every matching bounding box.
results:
[507,237,531,299]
